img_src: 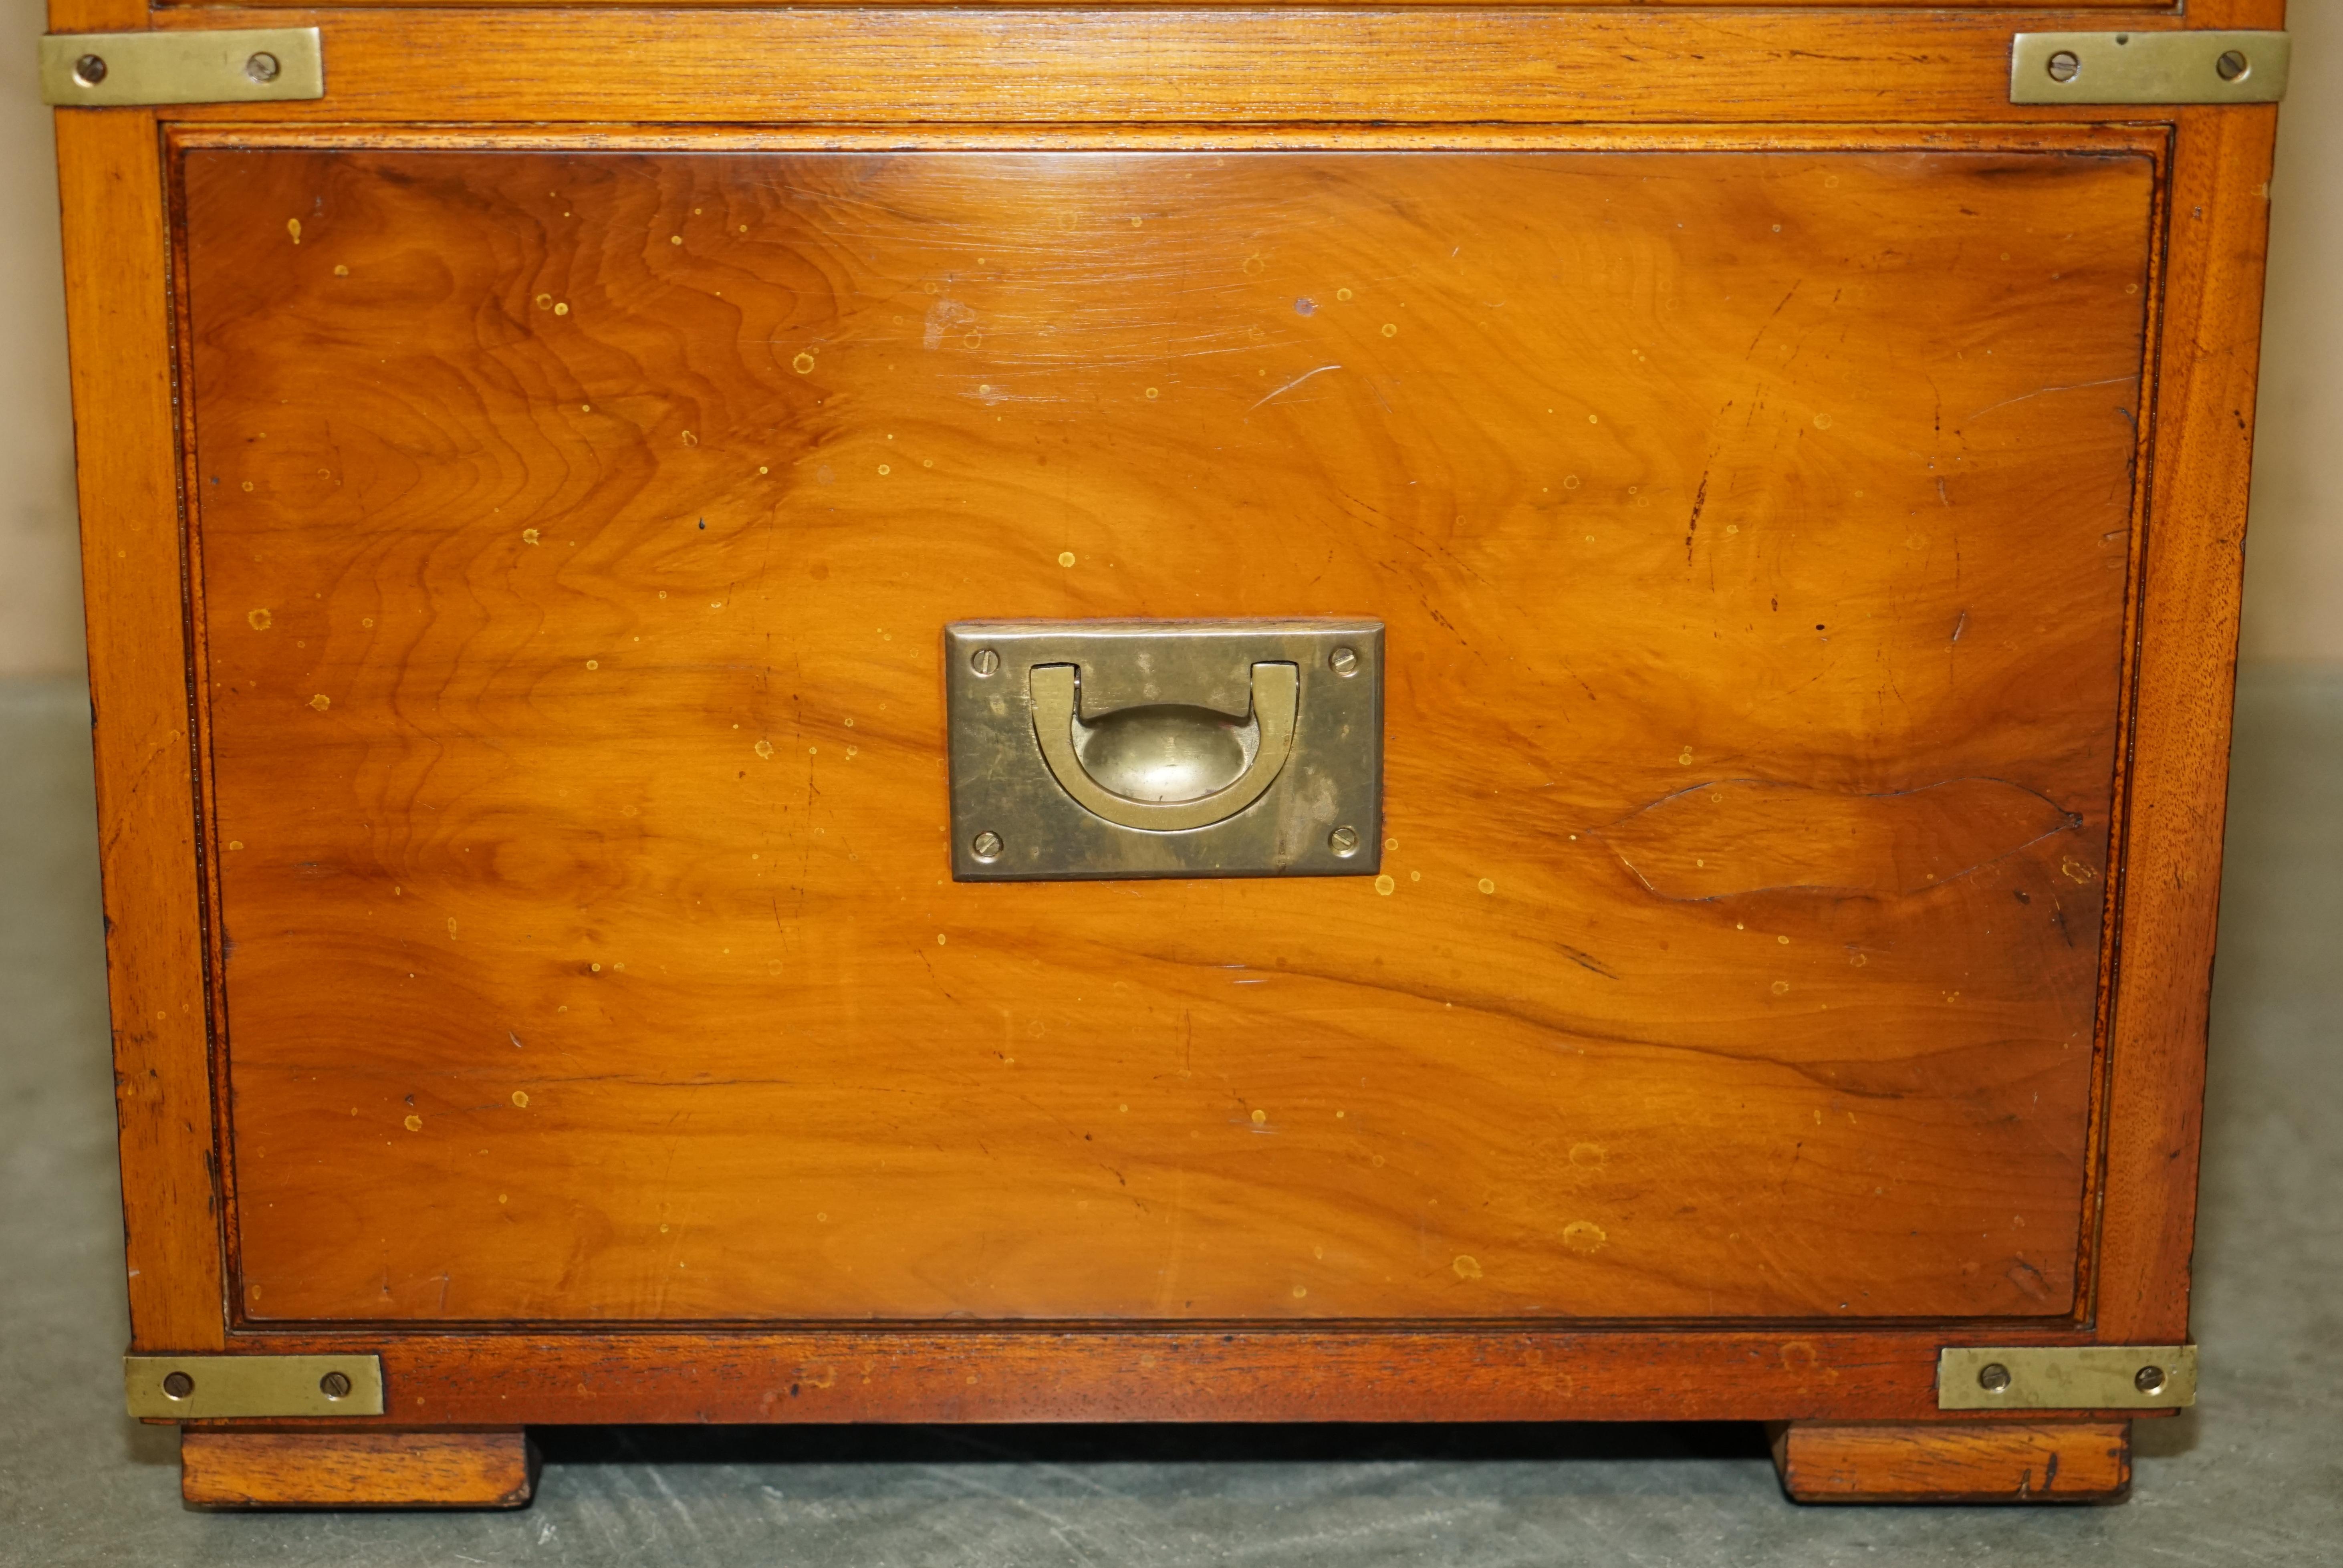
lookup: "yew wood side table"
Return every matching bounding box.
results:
[44,0,2287,1509]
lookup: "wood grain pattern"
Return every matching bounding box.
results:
[2191,0,2285,26]
[181,1427,535,1509]
[56,106,232,1353]
[46,0,144,32]
[137,10,2256,129]
[183,143,2152,1325]
[162,0,2172,8]
[2089,105,2280,1344]
[198,1327,2166,1427]
[1770,1419,2131,1503]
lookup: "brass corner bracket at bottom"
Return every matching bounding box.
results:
[1937,1344,2197,1411]
[125,1353,385,1420]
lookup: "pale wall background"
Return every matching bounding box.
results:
[0,0,77,677]
[0,14,2335,672]
[2241,2,2343,663]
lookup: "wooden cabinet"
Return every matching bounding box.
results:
[55,0,2284,1509]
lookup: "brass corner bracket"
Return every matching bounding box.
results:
[1938,1344,2198,1411]
[41,28,323,109]
[2011,31,2287,106]
[125,1353,385,1420]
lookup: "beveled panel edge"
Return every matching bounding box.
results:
[151,0,2187,10]
[167,119,2174,1341]
[162,121,2177,155]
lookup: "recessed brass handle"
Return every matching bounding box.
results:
[1030,661,1298,832]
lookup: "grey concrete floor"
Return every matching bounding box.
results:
[2,668,2336,1565]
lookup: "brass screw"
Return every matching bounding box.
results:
[73,54,107,86]
[161,1371,195,1400]
[1976,1362,2013,1393]
[2045,50,2081,83]
[972,830,1003,861]
[2216,50,2250,83]
[2134,1364,2167,1396]
[970,647,1000,677]
[319,1370,353,1400]
[1329,647,1359,676]
[245,52,282,85]
[1328,826,1361,857]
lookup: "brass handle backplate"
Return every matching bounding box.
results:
[944,619,1381,881]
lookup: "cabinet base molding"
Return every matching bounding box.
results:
[179,1426,537,1510]
[1769,1420,2131,1504]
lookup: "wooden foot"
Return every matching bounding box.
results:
[1770,1420,2130,1504]
[180,1427,537,1510]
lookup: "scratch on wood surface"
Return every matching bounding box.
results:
[1559,945,1618,980]
[1965,375,2136,420]
[1249,363,1341,411]
[1744,280,1801,358]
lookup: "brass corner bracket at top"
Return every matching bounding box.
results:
[2010,31,2287,105]
[125,1353,385,1420]
[41,28,323,108]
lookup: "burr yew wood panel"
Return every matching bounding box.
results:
[181,144,2153,1325]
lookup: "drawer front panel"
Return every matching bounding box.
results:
[184,145,2150,1323]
